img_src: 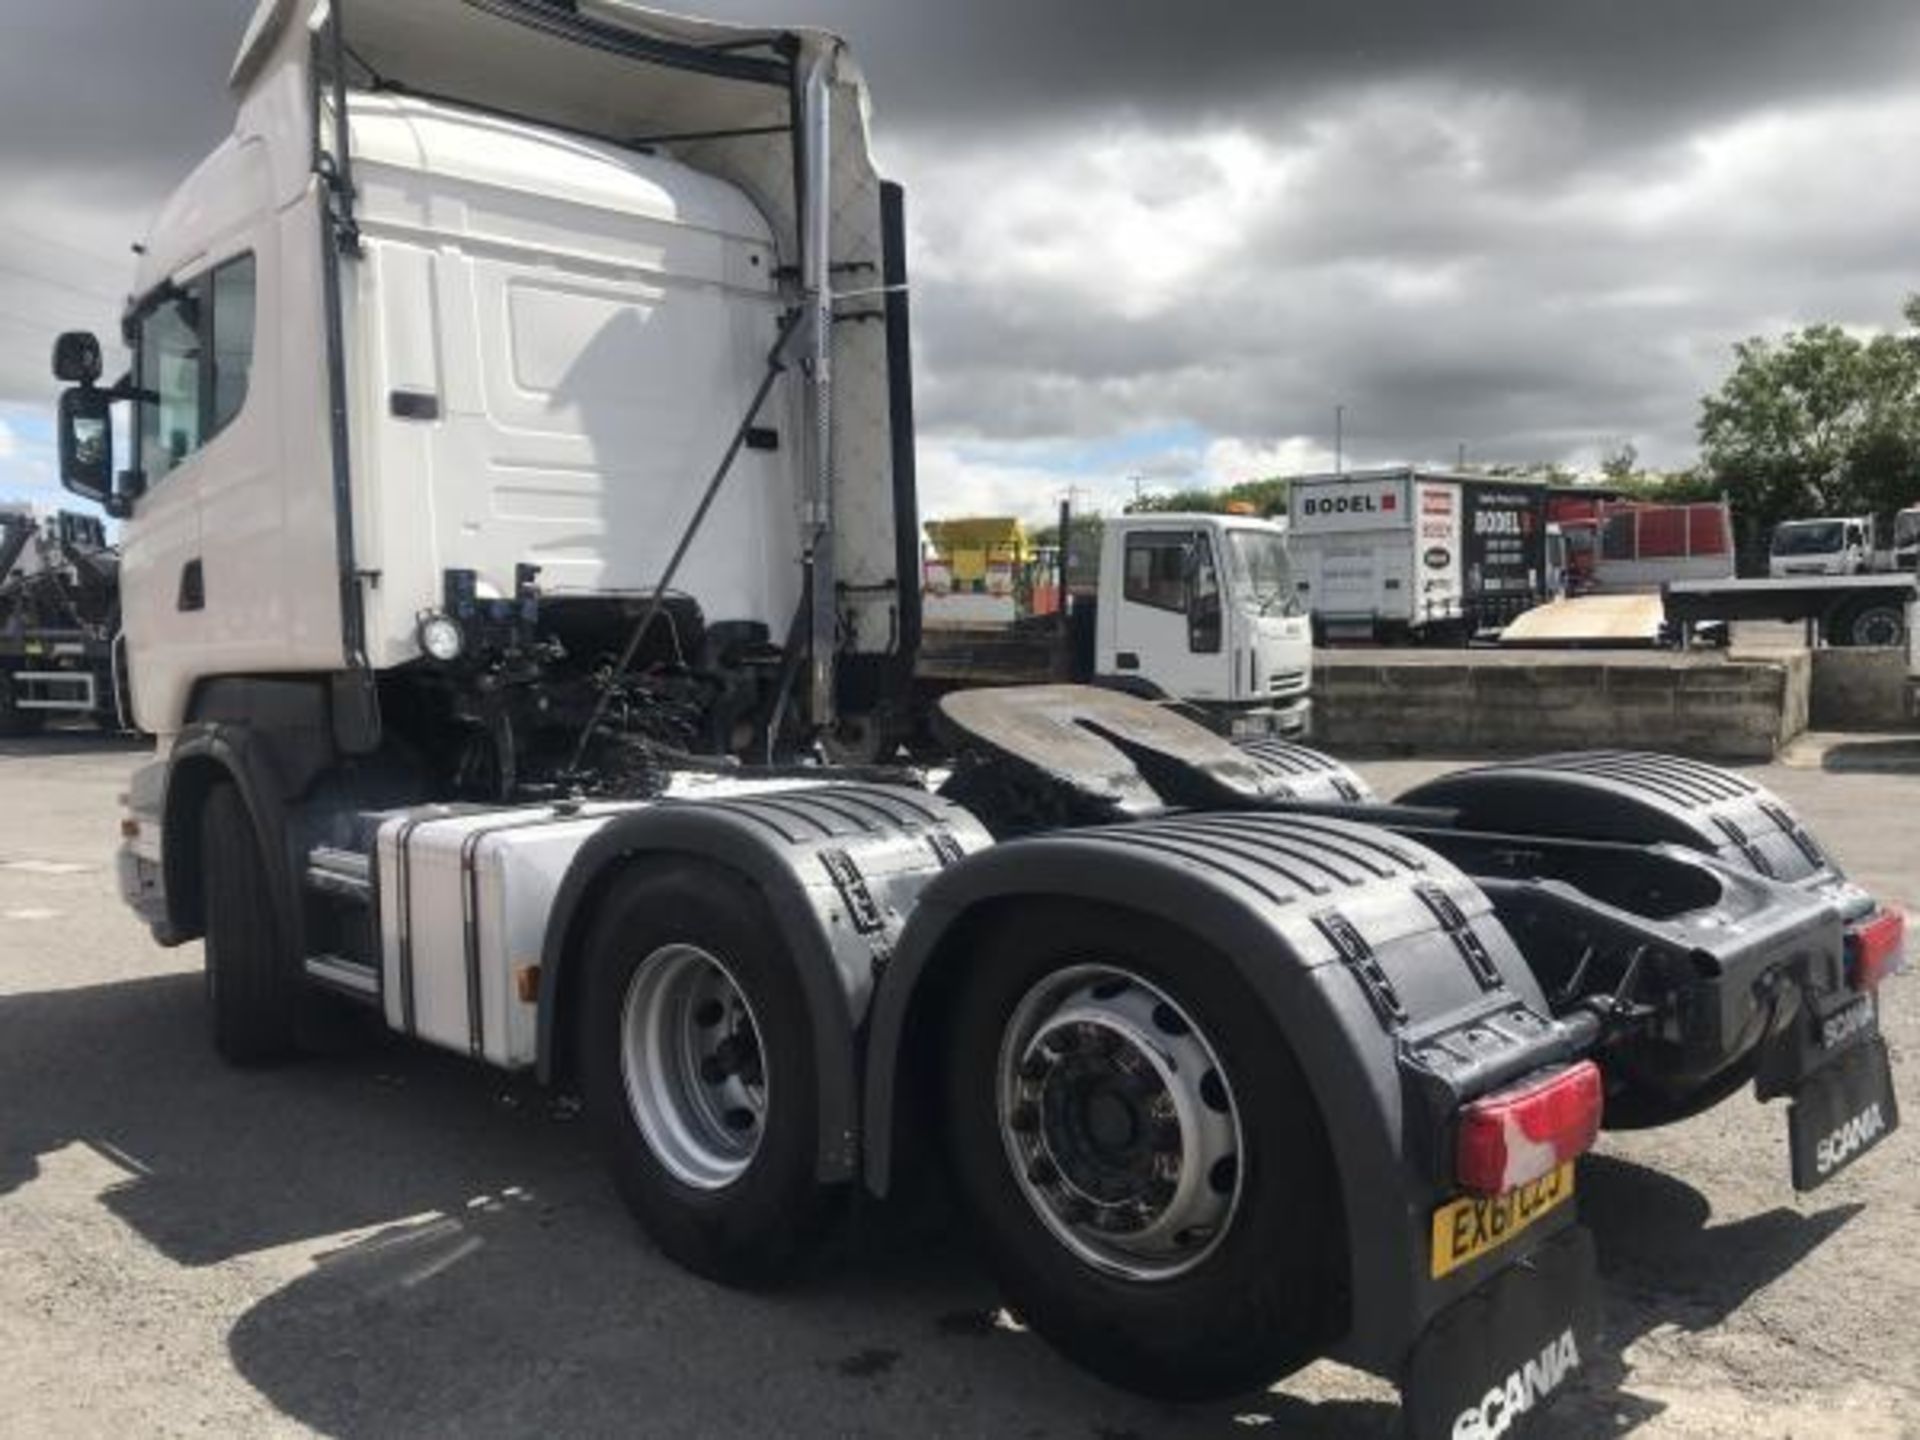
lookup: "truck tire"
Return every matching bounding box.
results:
[200,781,300,1065]
[1828,599,1907,649]
[942,903,1344,1401]
[0,673,44,737]
[578,859,843,1288]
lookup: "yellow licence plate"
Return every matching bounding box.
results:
[1429,1162,1575,1279]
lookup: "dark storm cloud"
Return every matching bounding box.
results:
[695,0,1920,139]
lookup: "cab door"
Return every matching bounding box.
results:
[119,284,208,734]
[1106,528,1231,701]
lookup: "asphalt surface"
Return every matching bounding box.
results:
[1,733,1916,1438]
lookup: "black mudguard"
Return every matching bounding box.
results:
[1236,736,1377,804]
[1399,751,1879,1126]
[862,808,1590,1373]
[1398,751,1843,888]
[535,784,991,1183]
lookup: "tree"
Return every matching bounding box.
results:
[1123,477,1290,517]
[1697,294,1920,532]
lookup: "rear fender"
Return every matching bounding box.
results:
[536,784,991,1183]
[160,724,303,946]
[862,810,1587,1372]
[1399,752,1844,887]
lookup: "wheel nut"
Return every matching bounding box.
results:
[1019,1053,1051,1082]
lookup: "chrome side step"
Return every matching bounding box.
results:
[304,952,380,1003]
[306,846,372,903]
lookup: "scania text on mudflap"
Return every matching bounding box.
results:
[53,2,1904,1428]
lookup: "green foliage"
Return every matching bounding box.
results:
[1123,477,1289,517]
[1698,294,1920,531]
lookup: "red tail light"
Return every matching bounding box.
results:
[1846,909,1907,992]
[1455,1060,1603,1197]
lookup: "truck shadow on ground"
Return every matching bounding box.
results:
[0,971,1863,1439]
[0,729,150,759]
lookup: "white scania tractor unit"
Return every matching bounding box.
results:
[50,5,1904,1434]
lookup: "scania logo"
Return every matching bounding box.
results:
[1424,547,1451,569]
[1450,1329,1581,1440]
[1816,1102,1887,1175]
[1304,492,1397,516]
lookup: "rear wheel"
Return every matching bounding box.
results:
[1829,600,1907,648]
[200,781,300,1065]
[579,861,842,1287]
[943,904,1345,1400]
[0,673,44,737]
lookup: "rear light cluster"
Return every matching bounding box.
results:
[1845,909,1908,993]
[1455,1060,1603,1197]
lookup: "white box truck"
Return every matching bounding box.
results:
[43,4,1905,1433]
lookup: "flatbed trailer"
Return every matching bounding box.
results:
[1664,573,1918,648]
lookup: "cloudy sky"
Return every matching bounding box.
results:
[2,1,1917,521]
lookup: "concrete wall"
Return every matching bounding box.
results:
[1809,648,1914,731]
[1316,651,1810,760]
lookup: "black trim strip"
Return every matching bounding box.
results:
[457,0,792,86]
[393,815,430,1035]
[456,809,601,1058]
[879,182,921,699]
[1313,909,1409,1029]
[1414,882,1505,995]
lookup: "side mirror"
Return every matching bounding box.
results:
[57,386,116,510]
[52,331,103,385]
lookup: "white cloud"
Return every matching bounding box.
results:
[0,417,15,461]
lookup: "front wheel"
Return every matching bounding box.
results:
[578,861,843,1287]
[943,904,1346,1400]
[200,781,300,1064]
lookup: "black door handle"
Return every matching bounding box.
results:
[178,559,204,612]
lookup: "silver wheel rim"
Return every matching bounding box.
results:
[619,944,767,1190]
[1853,606,1905,647]
[997,964,1245,1282]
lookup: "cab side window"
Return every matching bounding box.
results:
[137,295,202,483]
[132,251,256,488]
[210,254,256,433]
[1124,532,1194,612]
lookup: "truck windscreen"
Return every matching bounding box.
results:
[1772,522,1844,556]
[1225,531,1298,615]
[1895,513,1920,549]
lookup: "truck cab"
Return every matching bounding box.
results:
[1770,516,1873,577]
[1094,513,1311,736]
[1893,506,1920,574]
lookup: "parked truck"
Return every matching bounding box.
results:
[0,504,125,733]
[48,5,1904,1434]
[919,511,1313,739]
[1894,504,1920,573]
[1287,469,1554,642]
[1769,515,1878,578]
